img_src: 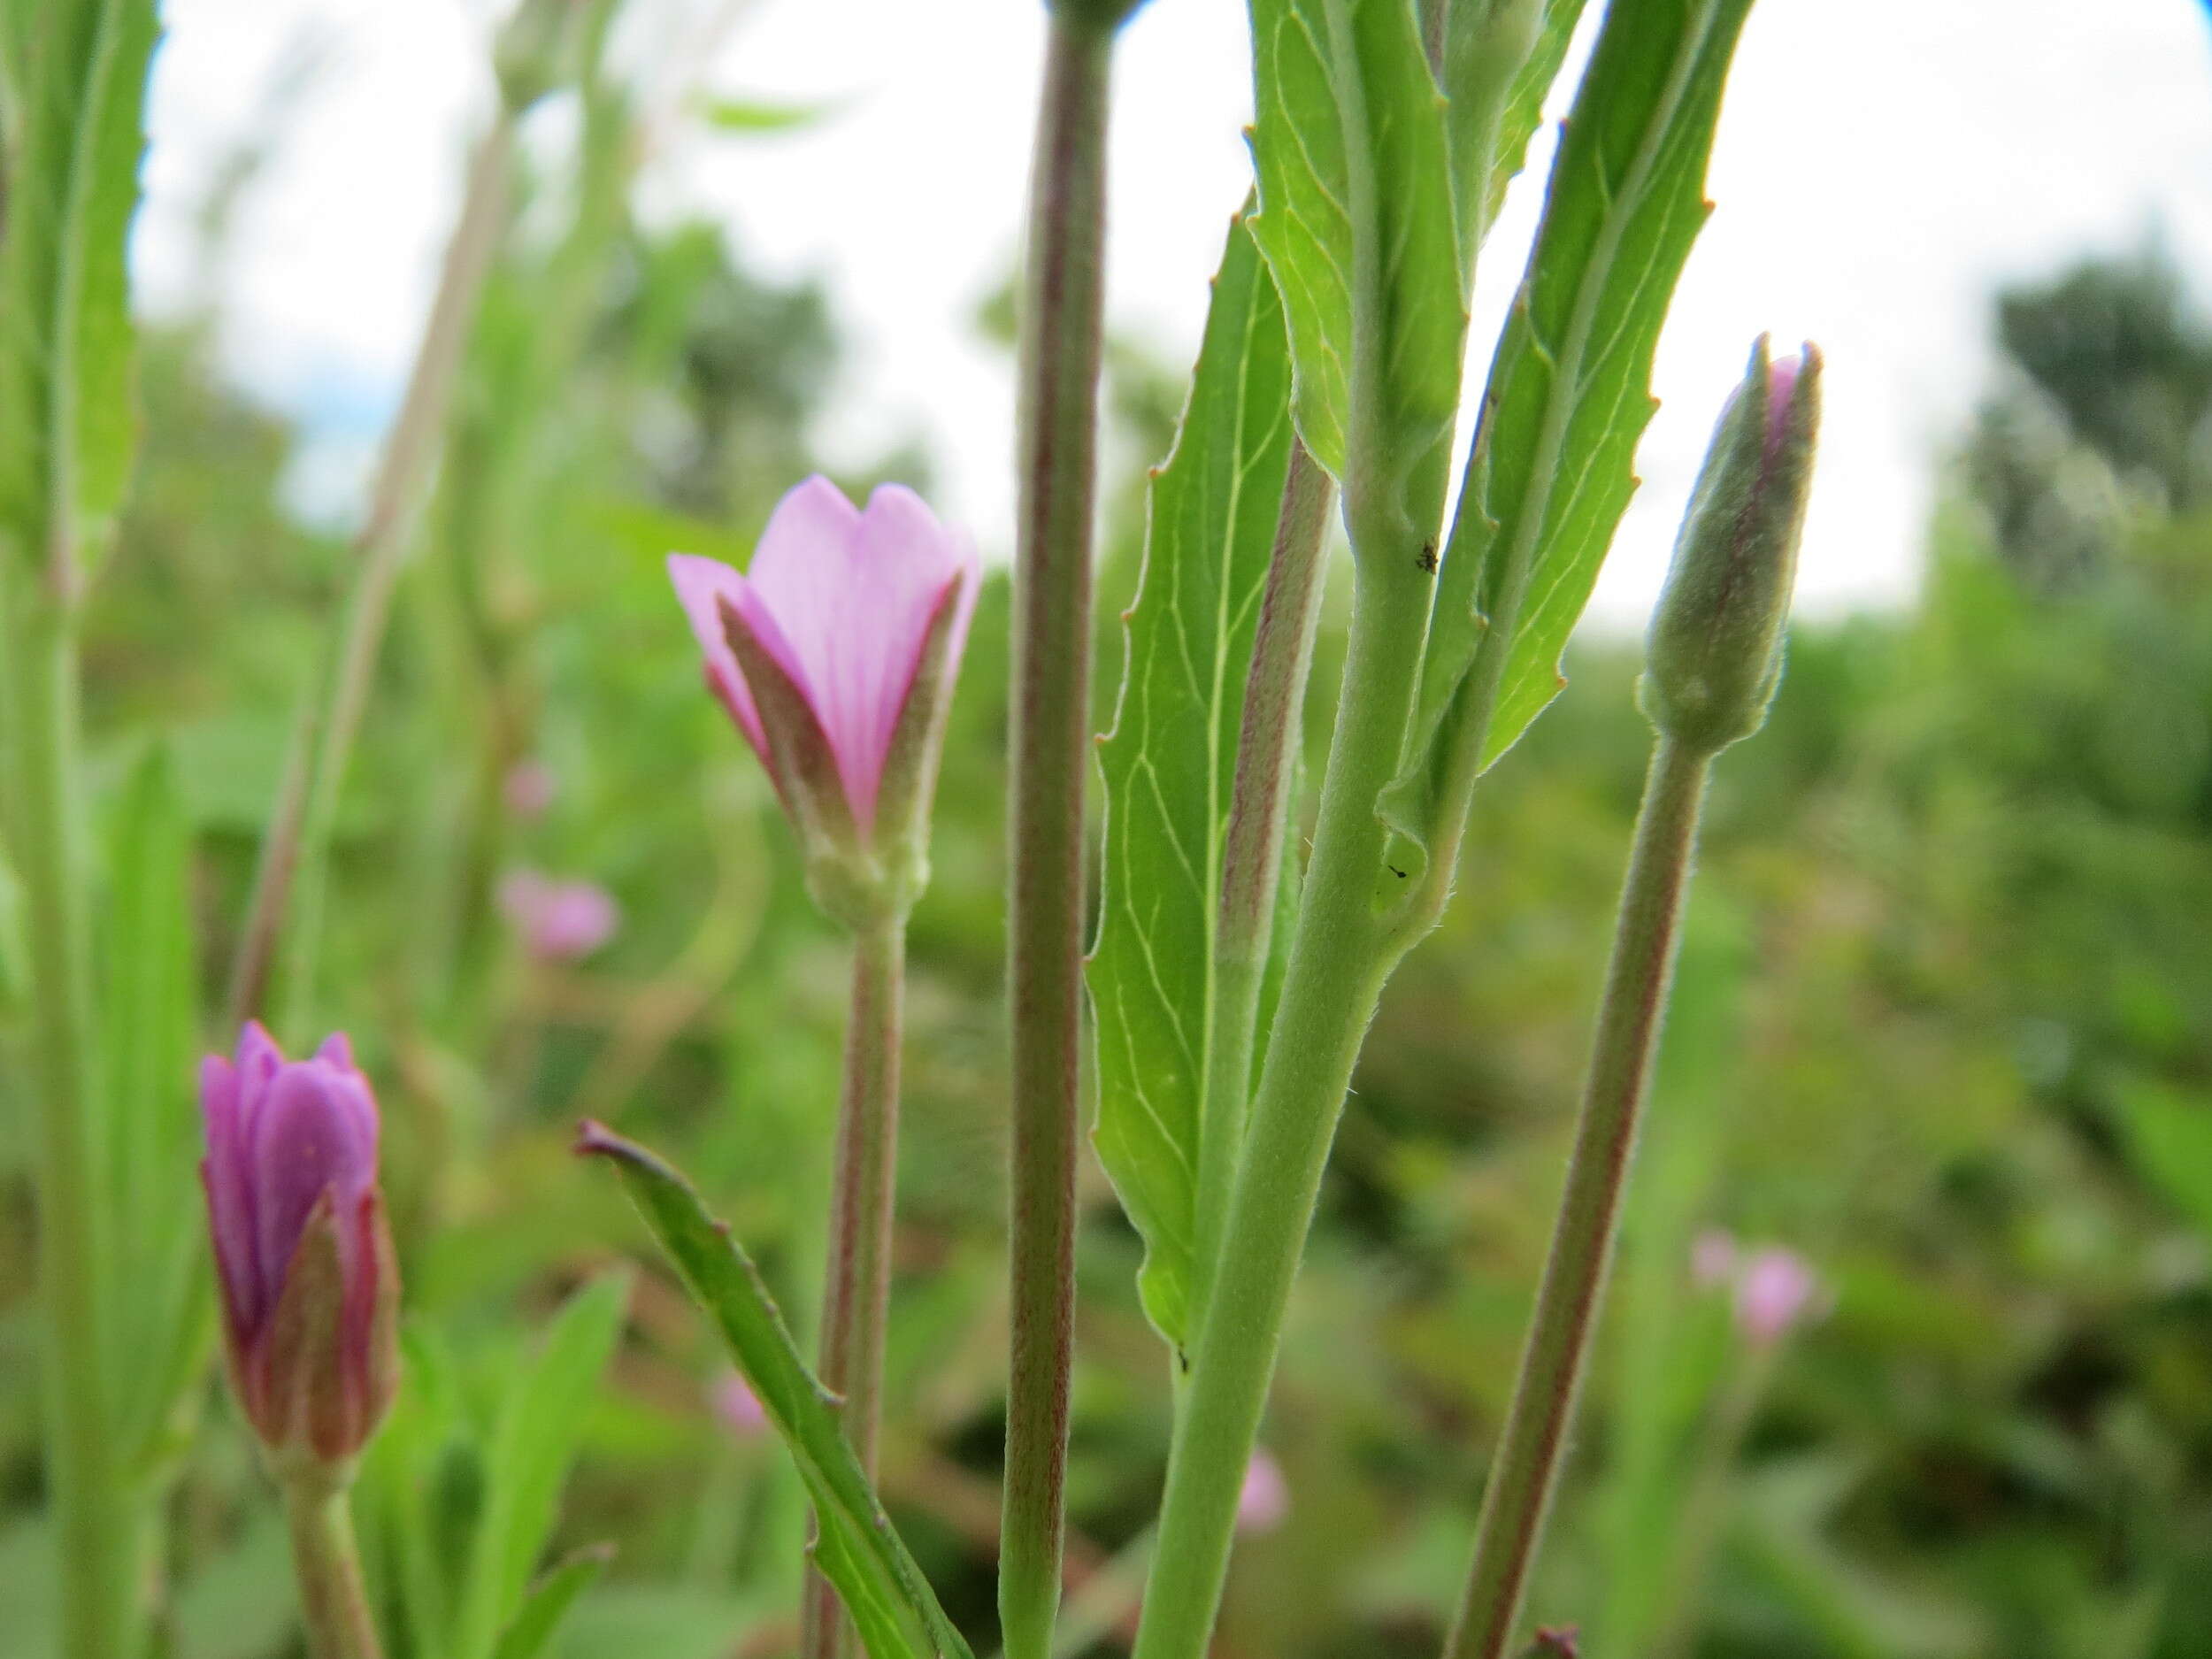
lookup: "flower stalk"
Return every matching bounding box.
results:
[278,1474,387,1659]
[1,567,128,1659]
[227,109,518,1036]
[1002,5,1133,1655]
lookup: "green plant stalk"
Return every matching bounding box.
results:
[1192,438,1333,1332]
[279,1474,386,1659]
[1645,1346,1772,1659]
[1002,11,1119,1658]
[225,112,517,1036]
[1442,733,1715,1659]
[800,912,907,1659]
[1133,539,1436,1659]
[1,572,129,1659]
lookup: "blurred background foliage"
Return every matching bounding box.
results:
[3,23,2212,1659]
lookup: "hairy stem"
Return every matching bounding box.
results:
[800,914,906,1659]
[279,1476,386,1659]
[226,113,516,1036]
[1442,734,1714,1659]
[1192,439,1333,1332]
[2,573,128,1659]
[1133,542,1434,1659]
[1001,11,1120,1658]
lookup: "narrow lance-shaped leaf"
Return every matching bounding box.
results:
[1089,210,1297,1352]
[489,1543,616,1659]
[0,0,160,575]
[1245,0,1463,521]
[1383,0,1758,867]
[99,743,211,1471]
[453,1272,630,1659]
[579,1123,975,1659]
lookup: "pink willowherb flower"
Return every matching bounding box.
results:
[1237,1449,1289,1534]
[668,477,979,849]
[712,1372,767,1440]
[1734,1247,1819,1347]
[498,871,619,961]
[200,1023,399,1466]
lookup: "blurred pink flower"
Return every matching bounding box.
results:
[668,475,978,836]
[1236,1449,1289,1534]
[498,871,618,960]
[503,759,557,818]
[1690,1228,1738,1289]
[1735,1247,1819,1347]
[712,1372,767,1440]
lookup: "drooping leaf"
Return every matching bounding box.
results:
[0,0,161,572]
[1089,211,1297,1350]
[1385,0,1756,861]
[491,1544,616,1659]
[580,1124,974,1659]
[1245,0,1464,505]
[453,1273,631,1659]
[98,742,211,1473]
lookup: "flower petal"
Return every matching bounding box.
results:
[199,1054,262,1338]
[668,553,768,758]
[746,476,971,827]
[247,1063,380,1306]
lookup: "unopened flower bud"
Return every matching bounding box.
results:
[669,477,979,928]
[1641,338,1822,753]
[200,1024,399,1473]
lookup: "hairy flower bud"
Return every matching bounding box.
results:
[200,1024,399,1472]
[1641,338,1823,753]
[669,476,979,927]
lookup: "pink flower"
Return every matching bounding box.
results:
[1236,1449,1289,1534]
[712,1372,767,1440]
[200,1023,399,1463]
[499,871,619,960]
[1690,1228,1739,1289]
[668,476,979,840]
[503,760,557,818]
[1734,1248,1819,1347]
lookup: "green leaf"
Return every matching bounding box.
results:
[1478,0,1589,222]
[580,1124,974,1659]
[0,0,161,572]
[454,1273,631,1659]
[2111,1075,2212,1236]
[1245,0,1464,501]
[692,94,833,134]
[492,1544,616,1659]
[1386,0,1755,858]
[97,741,211,1472]
[1088,210,1297,1350]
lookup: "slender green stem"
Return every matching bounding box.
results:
[1133,549,1434,1659]
[1442,734,1715,1659]
[226,113,517,1036]
[1,572,128,1659]
[800,913,906,1659]
[1644,1347,1771,1659]
[1193,439,1333,1331]
[279,1474,386,1659]
[1001,12,1119,1658]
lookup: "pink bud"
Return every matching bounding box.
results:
[668,477,979,842]
[1689,1228,1738,1289]
[503,760,557,818]
[200,1024,399,1466]
[712,1372,767,1440]
[498,871,619,960]
[1236,1449,1289,1534]
[1734,1248,1818,1347]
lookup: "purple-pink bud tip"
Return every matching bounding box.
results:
[713,1372,768,1439]
[200,1023,397,1463]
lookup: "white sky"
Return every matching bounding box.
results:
[137,0,2212,627]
